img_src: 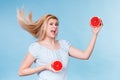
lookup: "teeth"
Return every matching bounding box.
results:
[51,30,55,32]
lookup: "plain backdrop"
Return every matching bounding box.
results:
[0,0,120,80]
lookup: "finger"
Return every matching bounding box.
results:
[51,67,59,73]
[100,19,103,26]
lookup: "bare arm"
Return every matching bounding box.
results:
[18,53,48,76]
[69,34,97,60]
[18,52,59,76]
[69,21,103,60]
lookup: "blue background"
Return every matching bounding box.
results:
[0,0,120,80]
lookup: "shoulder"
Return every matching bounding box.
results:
[29,42,38,46]
[28,42,40,58]
[59,39,71,45]
[59,39,71,49]
[29,42,39,48]
[28,42,40,51]
[59,39,69,43]
[59,39,71,52]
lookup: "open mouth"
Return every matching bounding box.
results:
[51,30,56,34]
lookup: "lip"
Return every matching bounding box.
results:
[50,29,57,36]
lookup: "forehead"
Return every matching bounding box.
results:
[48,18,58,23]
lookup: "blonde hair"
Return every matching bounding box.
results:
[17,9,58,40]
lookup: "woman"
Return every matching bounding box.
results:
[17,9,103,80]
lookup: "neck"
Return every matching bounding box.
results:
[40,37,56,45]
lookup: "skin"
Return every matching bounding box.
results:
[18,18,103,76]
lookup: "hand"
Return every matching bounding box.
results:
[91,20,103,35]
[45,62,60,73]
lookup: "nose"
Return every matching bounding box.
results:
[53,24,58,29]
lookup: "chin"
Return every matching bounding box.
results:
[50,35,57,39]
[51,36,56,39]
[48,33,57,39]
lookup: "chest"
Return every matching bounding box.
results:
[36,48,69,68]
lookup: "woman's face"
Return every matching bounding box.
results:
[45,18,59,39]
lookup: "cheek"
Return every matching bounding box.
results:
[47,25,51,30]
[56,27,59,31]
[47,29,51,34]
[46,26,51,32]
[57,28,59,33]
[45,29,50,35]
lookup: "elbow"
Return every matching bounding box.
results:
[81,52,91,60]
[18,70,25,76]
[84,57,90,60]
[18,71,23,76]
[81,57,89,60]
[81,55,90,60]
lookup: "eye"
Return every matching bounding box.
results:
[55,23,59,26]
[49,23,53,25]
